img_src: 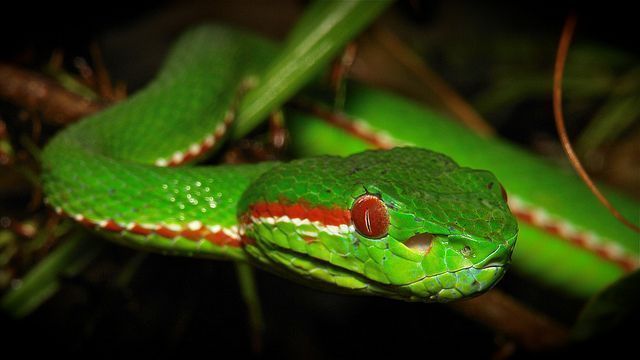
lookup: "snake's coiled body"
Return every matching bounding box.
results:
[42,25,517,302]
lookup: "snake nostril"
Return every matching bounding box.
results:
[461,245,472,258]
[404,233,434,255]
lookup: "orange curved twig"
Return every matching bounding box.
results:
[553,14,640,233]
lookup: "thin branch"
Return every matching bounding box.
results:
[372,26,495,136]
[450,290,570,350]
[553,14,640,233]
[0,63,104,125]
[90,43,127,101]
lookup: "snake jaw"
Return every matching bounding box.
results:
[398,265,507,302]
[375,228,514,301]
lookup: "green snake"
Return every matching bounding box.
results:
[289,87,640,298]
[41,3,640,302]
[41,25,517,302]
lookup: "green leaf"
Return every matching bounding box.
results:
[236,0,392,137]
[571,269,640,346]
[1,232,104,318]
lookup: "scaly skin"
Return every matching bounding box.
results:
[287,85,640,297]
[41,25,517,302]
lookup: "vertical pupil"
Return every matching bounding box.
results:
[365,209,372,234]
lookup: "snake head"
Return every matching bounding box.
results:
[342,148,518,301]
[240,147,518,302]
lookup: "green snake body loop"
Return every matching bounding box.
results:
[42,25,517,302]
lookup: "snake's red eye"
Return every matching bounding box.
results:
[351,194,389,239]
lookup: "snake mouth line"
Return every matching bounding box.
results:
[260,240,506,300]
[400,265,505,287]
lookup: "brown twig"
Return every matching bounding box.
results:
[90,43,119,101]
[372,26,495,136]
[450,290,570,350]
[268,110,288,151]
[330,43,358,92]
[553,14,640,233]
[0,119,12,166]
[7,219,39,239]
[72,56,98,89]
[0,63,104,125]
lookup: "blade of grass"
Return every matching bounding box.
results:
[235,0,392,137]
[1,231,104,317]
